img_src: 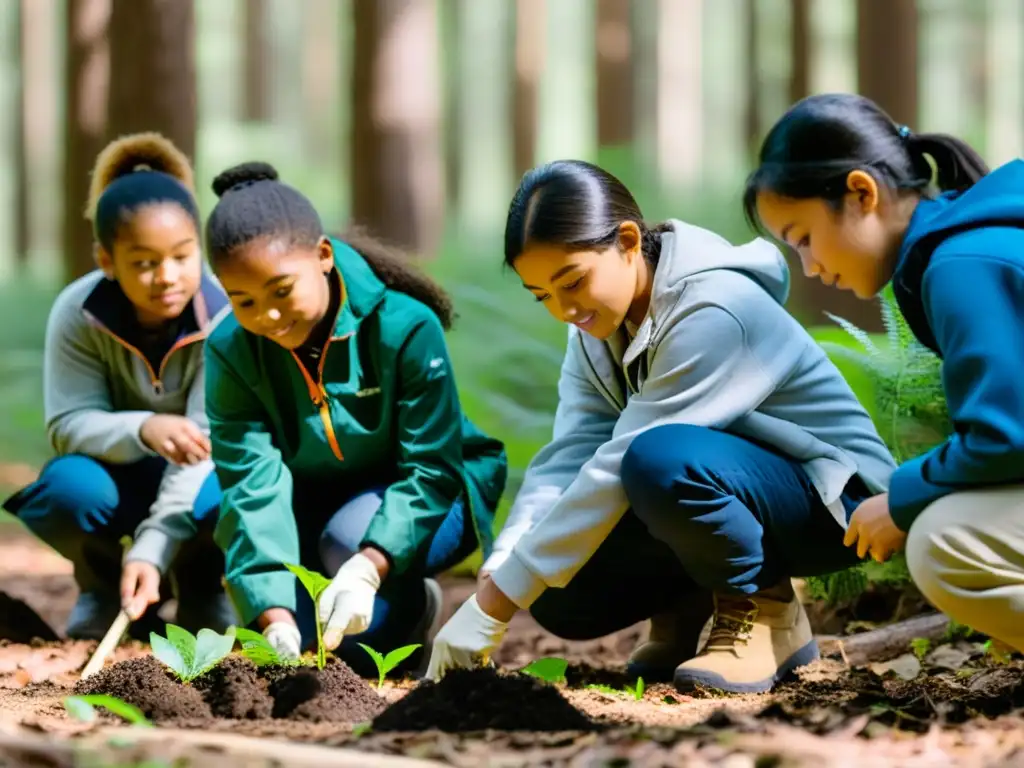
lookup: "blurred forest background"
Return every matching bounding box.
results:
[0,0,1020,546]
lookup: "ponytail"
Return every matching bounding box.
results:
[910,133,989,194]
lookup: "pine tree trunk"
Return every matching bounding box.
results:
[63,0,110,282]
[512,0,544,178]
[107,0,196,161]
[13,0,29,264]
[242,0,271,123]
[595,0,633,148]
[350,0,445,256]
[789,0,811,104]
[743,0,760,153]
[856,0,918,126]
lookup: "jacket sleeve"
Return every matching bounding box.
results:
[126,354,211,572]
[481,331,619,574]
[491,305,778,609]
[206,341,299,625]
[889,257,1024,530]
[44,289,156,463]
[360,314,467,574]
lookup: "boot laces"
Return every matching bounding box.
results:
[705,597,758,651]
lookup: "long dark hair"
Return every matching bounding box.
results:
[504,159,669,267]
[206,162,454,329]
[743,93,989,233]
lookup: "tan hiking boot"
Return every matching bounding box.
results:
[627,592,714,682]
[673,580,818,694]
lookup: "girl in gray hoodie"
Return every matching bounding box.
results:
[426,160,897,694]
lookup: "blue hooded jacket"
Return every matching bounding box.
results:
[889,158,1024,530]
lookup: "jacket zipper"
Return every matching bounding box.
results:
[290,334,350,462]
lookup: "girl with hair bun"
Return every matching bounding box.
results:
[3,132,234,640]
[202,162,506,676]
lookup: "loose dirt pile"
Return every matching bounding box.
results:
[372,667,600,732]
[74,654,386,725]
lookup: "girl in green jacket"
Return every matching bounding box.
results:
[202,162,507,675]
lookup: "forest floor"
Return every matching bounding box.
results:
[2,525,1024,767]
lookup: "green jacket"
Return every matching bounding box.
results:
[205,239,507,624]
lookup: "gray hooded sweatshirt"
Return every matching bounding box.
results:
[487,220,897,609]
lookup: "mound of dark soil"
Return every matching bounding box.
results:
[74,655,212,721]
[265,657,386,723]
[193,655,273,719]
[77,654,384,725]
[372,667,600,733]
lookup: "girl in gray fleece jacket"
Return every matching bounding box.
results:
[426,160,897,694]
[2,134,234,640]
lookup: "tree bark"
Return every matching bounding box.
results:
[350,0,445,256]
[107,0,196,161]
[743,0,760,153]
[856,0,919,126]
[242,0,270,123]
[595,0,633,148]
[512,0,545,178]
[63,0,110,282]
[12,0,29,264]
[789,0,811,104]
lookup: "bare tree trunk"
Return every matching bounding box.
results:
[350,0,445,256]
[789,0,811,104]
[596,0,633,148]
[856,0,918,126]
[13,0,29,264]
[743,0,760,153]
[242,0,270,123]
[512,0,544,178]
[63,0,110,282]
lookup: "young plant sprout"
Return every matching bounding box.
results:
[358,643,422,689]
[149,624,235,683]
[64,694,153,727]
[232,627,305,667]
[285,562,333,669]
[520,657,569,685]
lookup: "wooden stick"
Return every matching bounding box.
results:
[79,610,131,680]
[816,612,952,667]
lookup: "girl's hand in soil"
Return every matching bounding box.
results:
[140,414,211,466]
[319,550,386,650]
[844,492,907,563]
[120,560,161,620]
[425,593,510,681]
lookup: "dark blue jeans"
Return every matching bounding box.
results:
[529,424,866,639]
[3,454,224,611]
[289,484,476,676]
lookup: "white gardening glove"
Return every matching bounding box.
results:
[263,621,302,661]
[319,552,381,650]
[424,594,510,682]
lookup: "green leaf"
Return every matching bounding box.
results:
[358,643,388,688]
[190,629,235,680]
[65,695,152,727]
[150,632,189,680]
[231,626,274,651]
[633,677,645,701]
[284,562,332,601]
[521,657,568,684]
[164,624,197,672]
[382,644,421,674]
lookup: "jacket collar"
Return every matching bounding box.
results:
[327,237,387,338]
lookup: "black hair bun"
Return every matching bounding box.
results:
[211,162,280,198]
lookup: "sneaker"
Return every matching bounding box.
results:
[673,580,818,694]
[627,592,714,682]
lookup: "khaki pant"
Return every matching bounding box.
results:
[906,485,1024,653]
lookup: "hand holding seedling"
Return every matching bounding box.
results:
[844,492,907,563]
[120,560,161,620]
[425,594,510,681]
[319,551,383,650]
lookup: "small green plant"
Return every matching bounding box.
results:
[64,694,153,727]
[520,656,568,685]
[149,624,235,683]
[585,677,644,701]
[285,562,333,669]
[232,626,304,667]
[628,677,645,701]
[983,639,1014,665]
[910,637,932,660]
[358,643,422,688]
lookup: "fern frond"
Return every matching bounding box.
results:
[823,312,880,356]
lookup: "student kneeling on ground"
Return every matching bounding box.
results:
[202,162,507,677]
[2,133,235,639]
[425,160,898,694]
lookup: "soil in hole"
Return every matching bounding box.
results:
[74,655,211,722]
[193,655,273,719]
[373,667,601,733]
[262,657,386,723]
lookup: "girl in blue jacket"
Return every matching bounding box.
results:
[744,92,1024,653]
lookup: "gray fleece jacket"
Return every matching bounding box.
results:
[42,270,228,572]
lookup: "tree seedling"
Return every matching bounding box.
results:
[149,624,235,683]
[284,562,333,670]
[64,694,153,728]
[232,626,305,668]
[520,656,568,685]
[910,637,932,660]
[358,643,422,688]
